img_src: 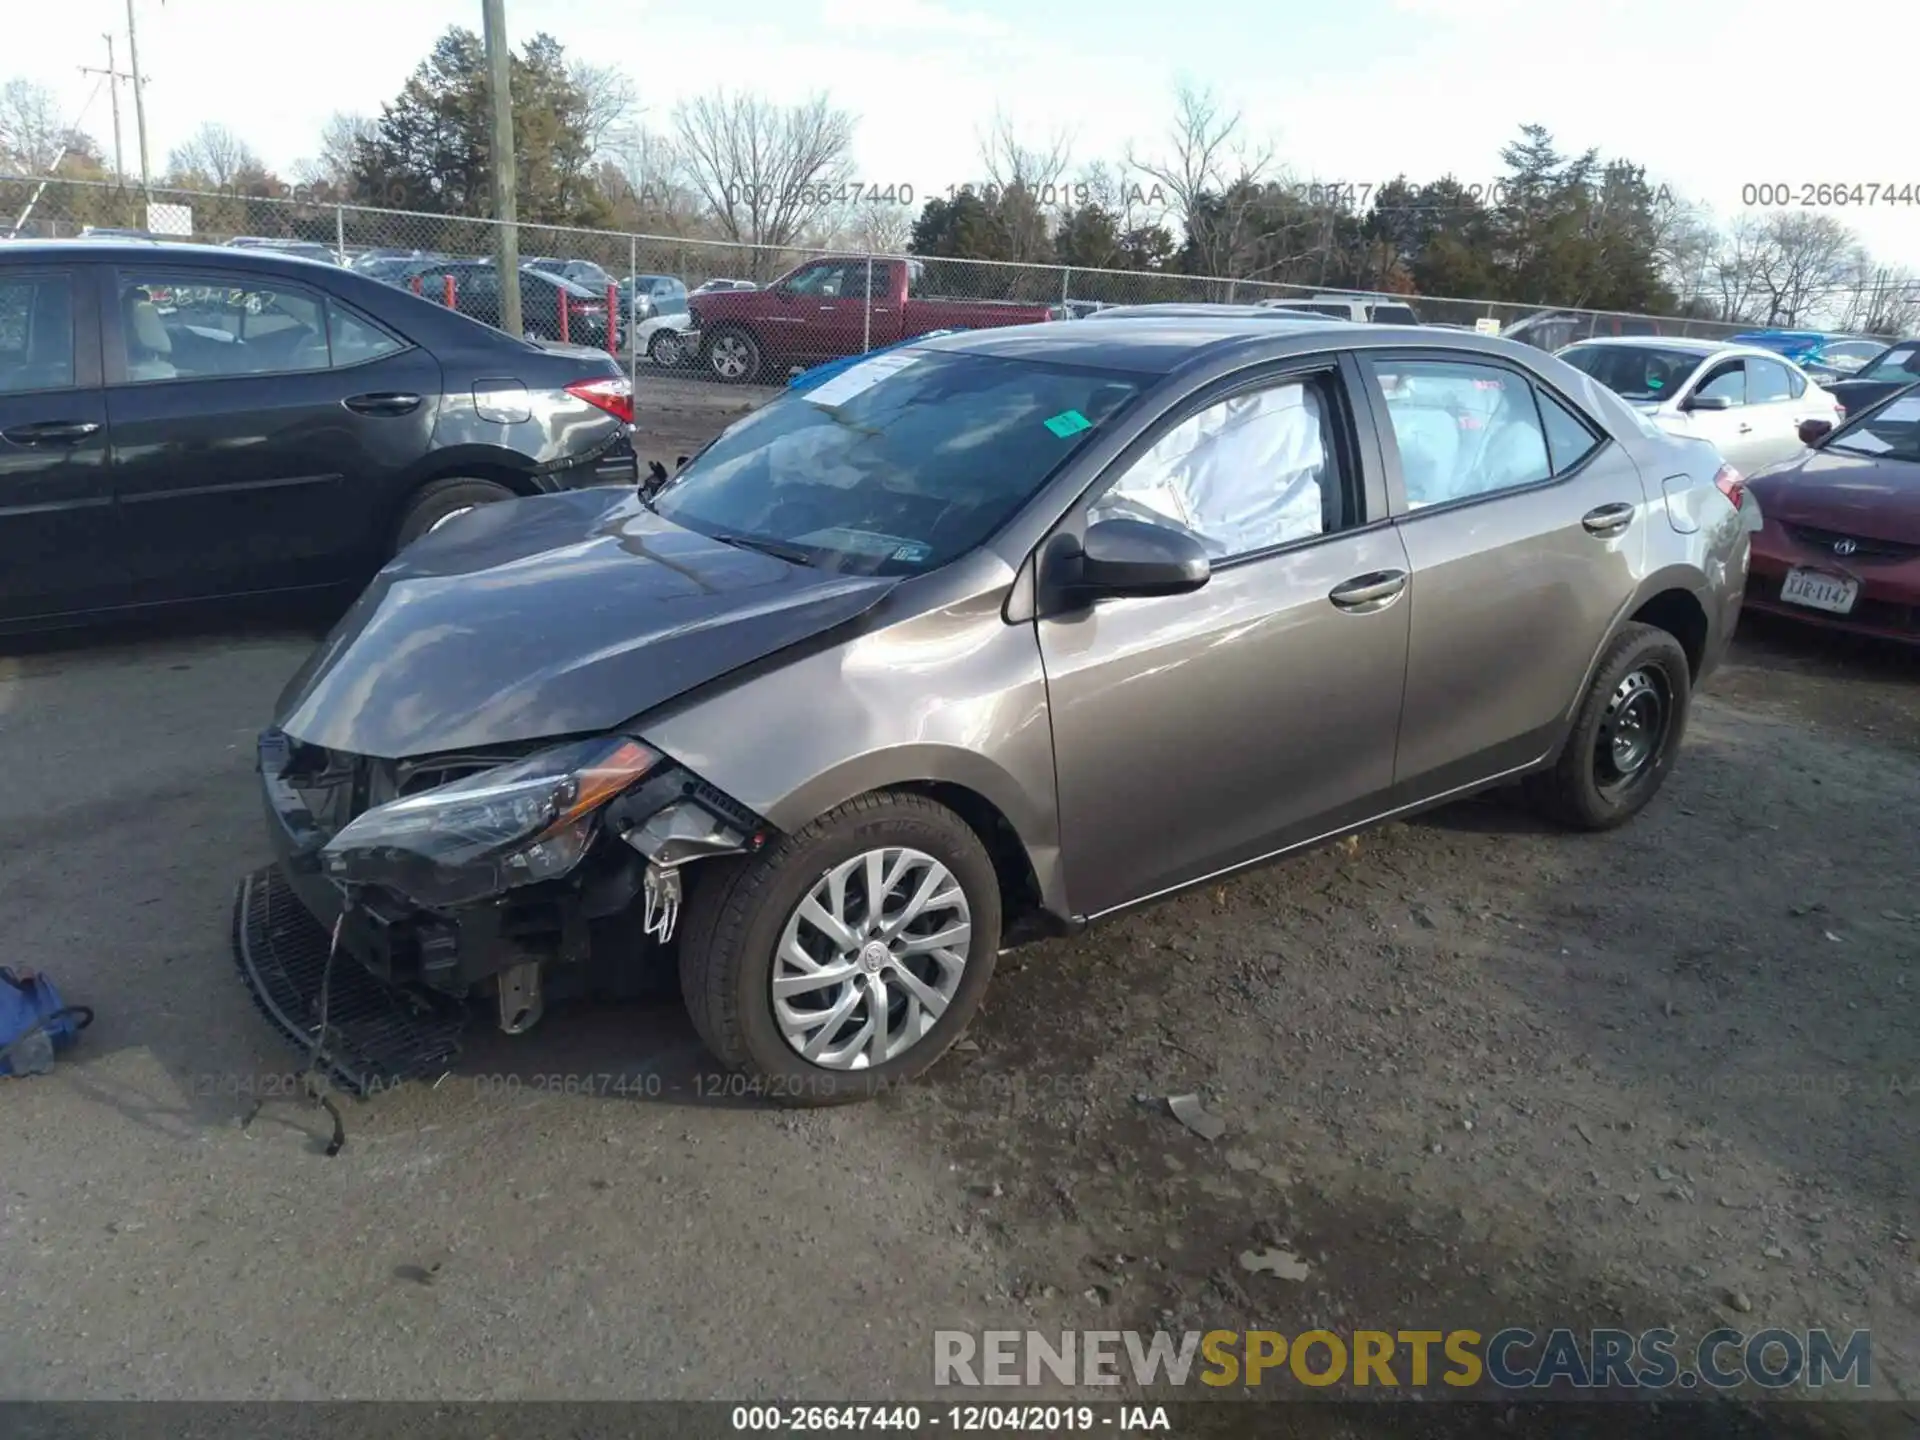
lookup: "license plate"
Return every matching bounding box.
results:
[1779,568,1858,614]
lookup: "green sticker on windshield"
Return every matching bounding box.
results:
[1044,409,1092,437]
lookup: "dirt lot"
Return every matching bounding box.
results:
[0,372,1915,1423]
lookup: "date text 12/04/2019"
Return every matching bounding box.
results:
[1742,182,1918,207]
[730,1406,1172,1431]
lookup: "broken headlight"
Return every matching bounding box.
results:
[321,737,661,907]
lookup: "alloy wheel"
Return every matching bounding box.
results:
[771,847,972,1070]
[710,335,752,379]
[1593,666,1669,794]
[651,332,684,367]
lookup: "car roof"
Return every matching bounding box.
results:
[2,238,342,272]
[1560,335,1727,354]
[1089,303,1347,320]
[917,316,1527,377]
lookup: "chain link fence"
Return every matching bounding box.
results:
[6,174,1768,382]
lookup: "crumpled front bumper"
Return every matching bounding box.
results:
[231,865,469,1096]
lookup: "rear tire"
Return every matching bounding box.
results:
[1525,622,1691,831]
[678,791,1001,1105]
[702,326,762,384]
[392,477,516,555]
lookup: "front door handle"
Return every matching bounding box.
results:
[343,392,422,417]
[1329,569,1408,612]
[1736,422,1753,433]
[1581,502,1636,537]
[2,419,101,444]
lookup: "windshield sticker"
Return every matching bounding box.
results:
[1043,409,1093,438]
[803,351,921,409]
[892,542,931,563]
[794,526,921,558]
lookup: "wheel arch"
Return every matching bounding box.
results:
[754,745,1068,939]
[1548,568,1715,762]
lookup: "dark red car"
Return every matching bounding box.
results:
[1744,384,1920,642]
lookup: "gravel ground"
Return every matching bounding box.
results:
[0,375,1914,1423]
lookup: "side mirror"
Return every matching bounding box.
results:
[1798,417,1834,446]
[1682,393,1733,412]
[1066,518,1211,601]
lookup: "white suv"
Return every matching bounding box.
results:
[1257,294,1422,324]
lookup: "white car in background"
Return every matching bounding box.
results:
[1556,337,1843,473]
[635,310,697,367]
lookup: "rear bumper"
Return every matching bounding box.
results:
[548,431,639,491]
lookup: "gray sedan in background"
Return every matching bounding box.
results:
[239,318,1751,1102]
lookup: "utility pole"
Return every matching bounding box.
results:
[482,0,521,336]
[79,36,130,185]
[125,0,152,201]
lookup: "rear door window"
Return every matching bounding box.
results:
[0,272,76,394]
[1368,358,1553,508]
[1748,357,1794,403]
[117,275,330,381]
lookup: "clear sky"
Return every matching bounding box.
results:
[15,0,1918,269]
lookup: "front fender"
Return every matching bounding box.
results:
[638,580,1069,919]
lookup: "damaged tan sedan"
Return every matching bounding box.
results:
[237,317,1752,1103]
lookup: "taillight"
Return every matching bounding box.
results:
[566,376,634,425]
[1713,462,1745,510]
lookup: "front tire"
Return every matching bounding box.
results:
[702,326,762,383]
[1526,622,1691,831]
[678,791,1001,1104]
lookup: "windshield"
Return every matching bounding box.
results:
[1558,344,1705,401]
[1827,390,1920,464]
[651,349,1143,576]
[1861,345,1920,383]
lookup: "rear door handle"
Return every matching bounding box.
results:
[1329,569,1408,612]
[1582,502,1636,537]
[1736,423,1753,433]
[343,392,422,417]
[1,419,101,444]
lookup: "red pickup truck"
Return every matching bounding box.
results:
[686,256,1060,383]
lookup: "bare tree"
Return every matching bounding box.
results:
[1126,83,1274,281]
[1748,212,1856,327]
[1831,252,1920,337]
[975,112,1072,263]
[840,199,913,255]
[569,61,639,159]
[671,92,856,269]
[0,78,81,174]
[292,111,375,191]
[1647,191,1719,312]
[166,122,264,190]
[1709,214,1775,324]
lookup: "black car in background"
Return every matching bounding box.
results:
[415,260,615,347]
[1826,338,1920,415]
[521,257,618,294]
[0,241,637,632]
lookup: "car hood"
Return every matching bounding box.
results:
[1747,449,1920,541]
[274,487,897,759]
